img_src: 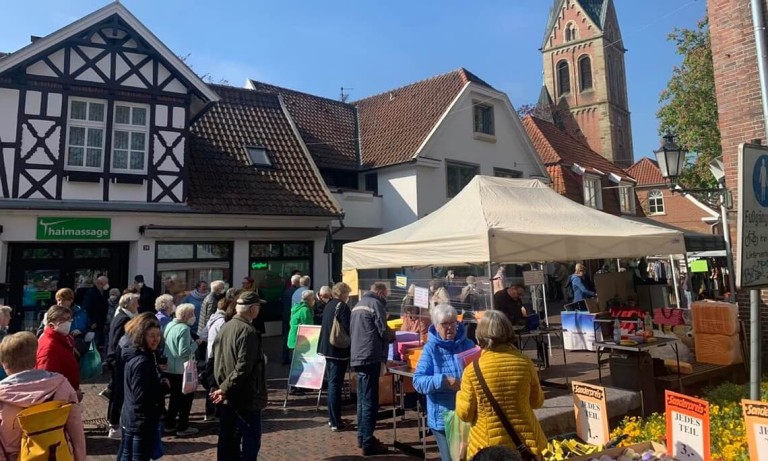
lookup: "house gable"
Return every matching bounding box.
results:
[0,3,218,205]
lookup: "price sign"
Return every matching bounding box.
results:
[665,390,710,461]
[413,286,429,308]
[523,270,545,286]
[572,381,609,445]
[743,399,768,460]
[395,274,408,288]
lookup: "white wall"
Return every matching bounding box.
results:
[416,85,547,217]
[377,165,418,232]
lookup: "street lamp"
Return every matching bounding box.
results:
[653,133,736,303]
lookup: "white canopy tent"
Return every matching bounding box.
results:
[342,176,686,270]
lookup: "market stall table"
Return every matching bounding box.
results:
[517,326,569,389]
[388,364,428,459]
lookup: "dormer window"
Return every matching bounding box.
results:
[246,146,272,168]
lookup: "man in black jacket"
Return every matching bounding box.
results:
[134,275,156,314]
[82,275,109,349]
[349,282,395,456]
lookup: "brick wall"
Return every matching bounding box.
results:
[636,186,718,234]
[708,0,768,358]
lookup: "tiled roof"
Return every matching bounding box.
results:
[188,85,341,217]
[627,157,665,186]
[0,52,8,60]
[246,80,358,171]
[353,68,494,169]
[522,116,634,181]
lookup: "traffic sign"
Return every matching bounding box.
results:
[737,143,768,288]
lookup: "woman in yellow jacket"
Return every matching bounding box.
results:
[455,310,547,460]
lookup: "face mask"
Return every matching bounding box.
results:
[103,284,110,291]
[137,282,144,289]
[186,316,196,326]
[109,295,118,302]
[55,321,72,335]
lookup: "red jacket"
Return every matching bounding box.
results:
[35,328,79,391]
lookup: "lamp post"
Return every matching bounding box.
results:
[653,133,736,304]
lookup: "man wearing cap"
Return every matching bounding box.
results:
[134,274,156,314]
[211,291,267,460]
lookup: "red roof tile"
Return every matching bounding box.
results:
[522,116,633,181]
[247,80,359,171]
[188,85,341,217]
[627,157,665,186]
[354,68,494,169]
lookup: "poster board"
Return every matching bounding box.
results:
[414,286,429,308]
[287,325,326,390]
[572,381,609,445]
[743,399,768,460]
[665,390,710,461]
[523,270,545,286]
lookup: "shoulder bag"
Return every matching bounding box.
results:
[472,360,537,461]
[329,301,350,349]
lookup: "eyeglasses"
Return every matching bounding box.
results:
[439,321,458,329]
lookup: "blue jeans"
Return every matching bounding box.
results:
[117,429,153,461]
[432,429,452,461]
[354,363,381,449]
[326,358,348,427]
[217,404,262,461]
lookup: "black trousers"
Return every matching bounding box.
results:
[165,373,194,431]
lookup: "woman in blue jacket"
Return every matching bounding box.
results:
[413,304,475,461]
[570,263,596,302]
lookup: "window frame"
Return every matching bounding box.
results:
[111,102,150,174]
[245,146,273,168]
[578,55,593,92]
[472,103,495,136]
[446,160,480,198]
[493,167,523,179]
[583,175,603,210]
[557,60,571,96]
[648,189,665,215]
[619,182,635,215]
[65,97,107,172]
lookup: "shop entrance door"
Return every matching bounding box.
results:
[7,243,128,331]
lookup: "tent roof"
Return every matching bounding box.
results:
[342,176,686,270]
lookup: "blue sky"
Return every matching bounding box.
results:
[1,0,706,164]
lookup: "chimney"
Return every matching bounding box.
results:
[30,36,42,43]
[389,92,395,101]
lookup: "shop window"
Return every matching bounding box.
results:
[156,241,233,303]
[196,243,231,259]
[22,248,64,259]
[73,247,112,259]
[157,243,194,260]
[583,175,602,209]
[648,189,665,215]
[446,161,479,198]
[249,243,282,258]
[284,243,312,257]
[557,60,571,96]
[248,241,314,323]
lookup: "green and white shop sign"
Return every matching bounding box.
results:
[36,217,112,240]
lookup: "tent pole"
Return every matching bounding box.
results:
[540,262,553,357]
[669,255,681,308]
[488,261,495,309]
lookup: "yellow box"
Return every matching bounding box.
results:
[387,318,403,331]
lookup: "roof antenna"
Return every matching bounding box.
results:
[340,87,353,103]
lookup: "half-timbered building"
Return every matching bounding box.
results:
[0,4,340,333]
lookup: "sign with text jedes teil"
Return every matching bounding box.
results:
[737,143,768,288]
[572,381,609,445]
[743,399,768,460]
[665,390,710,461]
[36,217,111,240]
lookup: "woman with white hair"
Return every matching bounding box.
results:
[154,293,175,332]
[163,303,201,437]
[413,304,476,461]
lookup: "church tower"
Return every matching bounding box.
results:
[540,0,634,168]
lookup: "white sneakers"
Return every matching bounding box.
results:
[107,426,121,440]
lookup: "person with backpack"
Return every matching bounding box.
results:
[118,313,168,461]
[0,331,86,460]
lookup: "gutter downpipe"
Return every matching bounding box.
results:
[749,0,768,400]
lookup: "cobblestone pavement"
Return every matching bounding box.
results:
[82,336,436,460]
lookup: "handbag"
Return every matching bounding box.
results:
[444,409,470,461]
[472,360,536,461]
[653,307,685,326]
[182,356,198,394]
[329,302,350,349]
[79,340,102,382]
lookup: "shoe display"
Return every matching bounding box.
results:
[107,426,121,440]
[176,427,199,437]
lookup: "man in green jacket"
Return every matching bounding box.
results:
[211,291,267,460]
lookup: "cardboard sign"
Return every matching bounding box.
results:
[572,381,609,445]
[395,274,408,288]
[287,325,327,390]
[665,390,710,461]
[743,399,768,460]
[414,286,429,308]
[523,270,545,286]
